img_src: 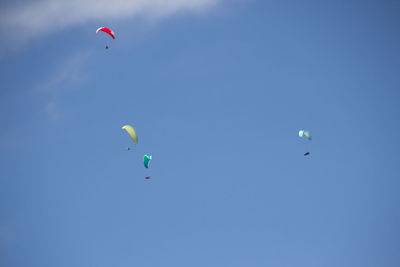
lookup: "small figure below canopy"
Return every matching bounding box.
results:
[145,176,151,180]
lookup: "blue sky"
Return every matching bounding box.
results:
[1,0,400,266]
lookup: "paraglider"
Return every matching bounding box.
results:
[96,27,115,49]
[143,155,152,168]
[299,130,311,156]
[122,125,138,146]
[145,176,151,180]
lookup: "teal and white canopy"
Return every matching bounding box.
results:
[143,155,152,168]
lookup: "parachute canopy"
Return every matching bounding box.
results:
[122,125,138,145]
[299,130,311,140]
[144,155,152,168]
[95,27,116,39]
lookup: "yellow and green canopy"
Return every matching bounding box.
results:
[122,125,138,145]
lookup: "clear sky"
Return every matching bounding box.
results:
[1,1,400,266]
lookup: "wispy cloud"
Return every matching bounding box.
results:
[1,0,219,43]
[37,51,91,121]
[39,51,91,93]
[44,100,61,121]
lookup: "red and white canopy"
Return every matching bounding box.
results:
[95,27,115,39]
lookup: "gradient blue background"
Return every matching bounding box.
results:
[1,1,400,266]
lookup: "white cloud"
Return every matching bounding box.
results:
[39,51,91,93]
[44,100,61,121]
[1,0,219,42]
[38,51,91,121]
